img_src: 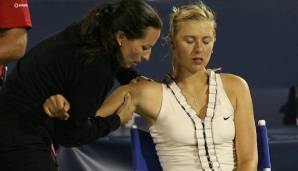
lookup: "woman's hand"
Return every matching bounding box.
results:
[96,92,134,125]
[43,94,70,120]
[130,76,153,84]
[116,93,135,125]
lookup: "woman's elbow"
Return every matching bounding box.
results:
[13,37,27,60]
[4,28,28,61]
[237,154,258,171]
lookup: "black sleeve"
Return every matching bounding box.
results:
[115,67,139,85]
[7,24,121,147]
[49,53,122,147]
[53,114,120,147]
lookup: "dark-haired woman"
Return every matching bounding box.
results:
[0,0,162,170]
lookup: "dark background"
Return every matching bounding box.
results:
[24,0,298,128]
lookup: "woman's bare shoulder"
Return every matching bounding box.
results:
[219,73,251,104]
[220,73,249,90]
[129,80,163,122]
[129,80,162,95]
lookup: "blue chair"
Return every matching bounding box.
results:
[130,125,162,171]
[131,120,271,171]
[257,120,271,171]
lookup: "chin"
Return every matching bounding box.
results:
[119,62,129,68]
[191,66,204,72]
[124,63,133,68]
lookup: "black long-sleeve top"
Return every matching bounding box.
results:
[0,23,138,147]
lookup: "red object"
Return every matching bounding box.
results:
[0,65,4,77]
[0,0,32,29]
[0,64,7,85]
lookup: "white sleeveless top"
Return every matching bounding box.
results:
[149,71,237,171]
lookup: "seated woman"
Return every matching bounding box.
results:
[97,3,258,171]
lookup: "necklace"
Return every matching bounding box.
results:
[166,73,209,109]
[181,85,208,108]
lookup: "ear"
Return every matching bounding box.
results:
[115,31,126,46]
[170,39,176,49]
[168,36,175,48]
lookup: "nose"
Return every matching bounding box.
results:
[142,55,150,61]
[141,51,151,61]
[194,41,203,53]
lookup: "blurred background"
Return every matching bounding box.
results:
[11,0,298,170]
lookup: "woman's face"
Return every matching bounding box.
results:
[117,27,161,68]
[172,20,215,73]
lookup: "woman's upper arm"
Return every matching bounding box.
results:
[96,81,162,122]
[96,85,132,117]
[232,76,258,169]
[132,81,163,121]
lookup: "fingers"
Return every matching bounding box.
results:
[130,79,137,84]
[116,93,131,113]
[63,112,70,120]
[43,105,54,118]
[63,100,70,112]
[138,76,153,82]
[129,76,153,84]
[123,93,131,106]
[117,93,134,125]
[43,94,70,120]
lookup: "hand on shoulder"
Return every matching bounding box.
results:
[128,79,162,98]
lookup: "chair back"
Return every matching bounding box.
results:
[130,125,162,171]
[131,120,271,171]
[257,120,271,171]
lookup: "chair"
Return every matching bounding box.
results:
[130,125,162,171]
[130,120,271,171]
[257,120,271,171]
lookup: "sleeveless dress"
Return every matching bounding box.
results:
[149,71,237,171]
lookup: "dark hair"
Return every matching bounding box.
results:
[80,0,162,63]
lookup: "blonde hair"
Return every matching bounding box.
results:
[168,2,216,43]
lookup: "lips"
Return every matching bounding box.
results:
[192,57,203,65]
[131,62,139,67]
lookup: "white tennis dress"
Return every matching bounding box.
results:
[149,71,237,171]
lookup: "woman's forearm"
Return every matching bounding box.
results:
[236,159,258,171]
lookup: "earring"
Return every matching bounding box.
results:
[119,42,122,47]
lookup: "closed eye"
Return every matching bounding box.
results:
[142,45,152,51]
[184,37,195,44]
[203,37,213,45]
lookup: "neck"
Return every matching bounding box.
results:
[173,69,210,107]
[173,68,209,87]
